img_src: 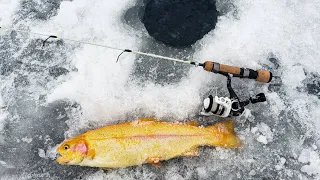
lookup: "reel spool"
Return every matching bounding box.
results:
[201,95,232,118]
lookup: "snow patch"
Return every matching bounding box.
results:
[38,149,46,159]
[0,160,14,169]
[53,1,79,27]
[38,145,59,160]
[21,137,33,143]
[249,170,256,176]
[251,123,274,144]
[257,135,268,145]
[275,157,286,171]
[0,0,19,26]
[282,65,306,89]
[298,149,320,178]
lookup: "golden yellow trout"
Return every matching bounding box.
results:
[56,118,241,168]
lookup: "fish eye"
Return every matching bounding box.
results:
[64,144,70,150]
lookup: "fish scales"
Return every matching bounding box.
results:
[56,118,241,168]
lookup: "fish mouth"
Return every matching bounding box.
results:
[56,154,71,165]
[56,153,85,165]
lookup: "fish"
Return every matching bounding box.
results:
[56,118,242,168]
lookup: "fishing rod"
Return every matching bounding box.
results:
[1,26,275,118]
[0,26,273,83]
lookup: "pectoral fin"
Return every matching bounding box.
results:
[182,147,199,157]
[86,149,95,159]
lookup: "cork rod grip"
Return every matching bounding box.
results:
[203,61,272,83]
[220,64,241,75]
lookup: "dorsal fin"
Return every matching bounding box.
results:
[131,117,159,126]
[138,117,159,122]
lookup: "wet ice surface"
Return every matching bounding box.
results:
[1,0,320,179]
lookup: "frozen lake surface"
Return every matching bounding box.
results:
[0,0,320,179]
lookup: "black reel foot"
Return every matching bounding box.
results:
[250,93,266,104]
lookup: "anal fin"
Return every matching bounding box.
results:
[182,147,199,157]
[146,157,162,167]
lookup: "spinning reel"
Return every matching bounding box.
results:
[200,73,267,118]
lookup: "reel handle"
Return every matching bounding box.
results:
[201,61,273,83]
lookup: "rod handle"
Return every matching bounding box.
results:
[203,61,272,83]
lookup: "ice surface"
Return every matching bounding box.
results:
[1,0,320,179]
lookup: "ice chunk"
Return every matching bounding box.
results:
[266,92,286,116]
[251,123,274,144]
[257,135,268,145]
[38,149,46,159]
[275,157,286,171]
[298,149,312,163]
[196,167,209,178]
[0,160,14,169]
[251,127,258,134]
[282,65,306,88]
[249,170,256,176]
[312,144,317,150]
[47,145,59,160]
[0,160,6,166]
[257,123,273,142]
[21,137,33,143]
[298,149,320,178]
[38,145,59,160]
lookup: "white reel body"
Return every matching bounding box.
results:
[200,95,233,118]
[200,74,267,118]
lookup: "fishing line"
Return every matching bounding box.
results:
[0,26,196,65]
[0,26,277,83]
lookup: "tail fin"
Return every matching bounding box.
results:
[206,120,242,148]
